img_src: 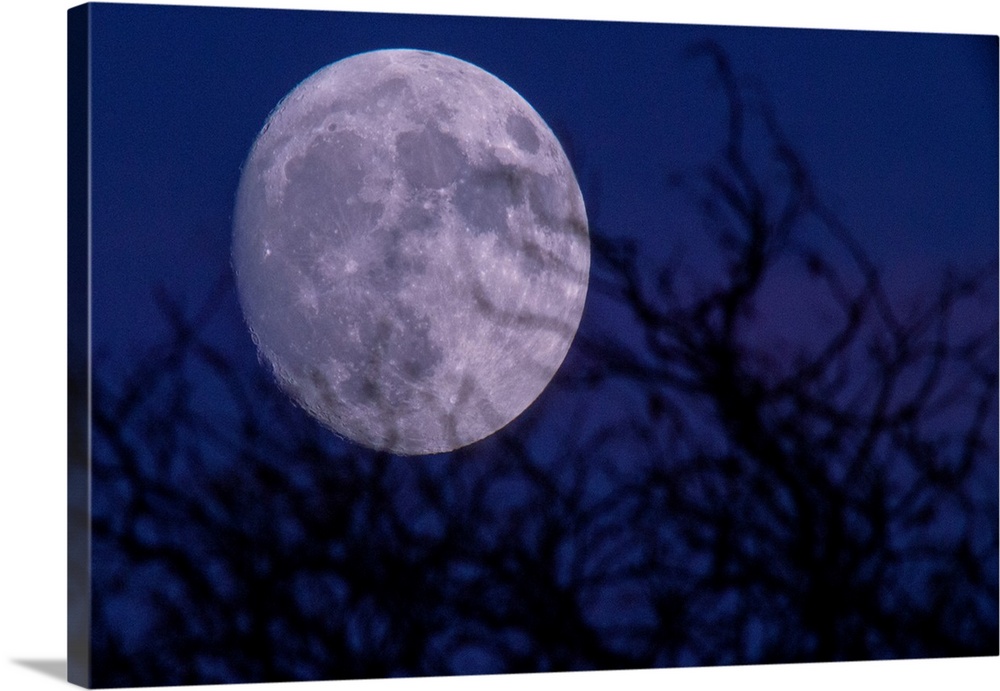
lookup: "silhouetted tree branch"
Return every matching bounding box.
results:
[577,41,998,663]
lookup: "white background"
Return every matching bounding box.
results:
[1,1,997,689]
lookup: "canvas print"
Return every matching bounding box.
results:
[67,2,999,687]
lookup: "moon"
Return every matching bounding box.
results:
[232,49,589,455]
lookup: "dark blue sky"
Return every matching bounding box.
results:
[88,2,997,375]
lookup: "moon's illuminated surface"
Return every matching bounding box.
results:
[232,49,589,455]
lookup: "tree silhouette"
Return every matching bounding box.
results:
[79,43,998,687]
[574,42,997,663]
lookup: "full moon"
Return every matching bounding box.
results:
[232,49,589,455]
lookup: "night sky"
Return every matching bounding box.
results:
[75,1,998,686]
[89,3,997,373]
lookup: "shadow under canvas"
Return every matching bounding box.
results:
[12,659,68,683]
